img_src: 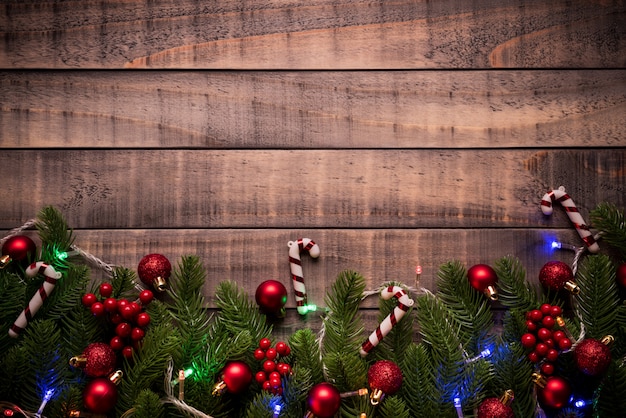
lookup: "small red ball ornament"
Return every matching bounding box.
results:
[467,264,499,300]
[1,235,37,268]
[255,280,288,317]
[477,391,515,418]
[307,382,341,418]
[534,374,571,410]
[137,253,171,292]
[212,361,252,395]
[83,371,122,414]
[70,342,117,378]
[539,261,578,294]
[573,337,613,376]
[617,263,626,289]
[367,360,403,405]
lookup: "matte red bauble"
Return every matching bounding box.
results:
[617,263,626,289]
[477,397,514,418]
[255,280,288,317]
[467,264,499,300]
[367,360,403,405]
[1,235,37,268]
[573,338,612,376]
[137,253,171,292]
[307,382,341,418]
[83,377,118,413]
[537,376,571,409]
[70,342,117,377]
[219,361,252,394]
[539,261,577,294]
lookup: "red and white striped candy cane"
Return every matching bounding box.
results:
[9,262,62,338]
[541,186,600,253]
[360,285,414,357]
[288,238,320,315]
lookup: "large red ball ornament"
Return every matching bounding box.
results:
[137,253,171,292]
[573,337,612,376]
[1,235,37,268]
[307,382,341,418]
[367,360,403,405]
[467,264,499,300]
[617,263,626,289]
[70,342,117,377]
[255,280,288,317]
[216,361,252,395]
[83,377,118,413]
[477,397,514,418]
[539,261,577,294]
[537,376,571,409]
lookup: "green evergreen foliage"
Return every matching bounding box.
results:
[400,343,439,417]
[495,255,540,313]
[130,389,165,418]
[590,202,626,258]
[488,342,535,418]
[289,328,324,383]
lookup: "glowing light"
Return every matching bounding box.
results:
[453,396,464,418]
[304,304,317,313]
[453,397,461,408]
[466,344,494,363]
[171,368,194,386]
[273,403,282,417]
[551,241,562,250]
[35,388,55,417]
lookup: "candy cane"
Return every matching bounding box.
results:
[360,285,414,357]
[541,186,599,253]
[287,238,320,315]
[9,262,62,338]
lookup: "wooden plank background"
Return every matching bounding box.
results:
[1,0,625,337]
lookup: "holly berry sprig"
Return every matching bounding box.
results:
[253,338,292,395]
[81,283,153,359]
[521,303,572,376]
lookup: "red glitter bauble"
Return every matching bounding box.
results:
[137,253,171,291]
[1,235,37,266]
[477,397,514,418]
[367,360,403,396]
[222,361,252,394]
[79,342,117,377]
[83,377,118,413]
[617,263,626,289]
[537,376,571,409]
[539,261,574,291]
[574,338,612,376]
[255,280,288,316]
[307,382,341,418]
[467,264,499,299]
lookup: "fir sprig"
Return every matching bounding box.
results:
[590,202,626,258]
[495,256,540,313]
[35,206,75,270]
[400,343,440,417]
[289,328,324,384]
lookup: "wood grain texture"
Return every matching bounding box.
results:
[1,70,625,149]
[1,149,624,229]
[1,0,624,69]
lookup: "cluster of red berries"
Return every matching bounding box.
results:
[521,303,572,376]
[253,338,292,395]
[81,283,154,359]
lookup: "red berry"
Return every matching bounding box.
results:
[117,299,130,310]
[273,386,283,396]
[110,336,125,351]
[545,338,555,348]
[82,293,97,307]
[550,305,562,317]
[130,301,141,315]
[266,348,277,361]
[255,371,267,384]
[275,341,290,356]
[529,309,543,322]
[542,315,555,329]
[103,297,118,312]
[526,320,538,332]
[115,322,132,338]
[110,313,123,325]
[262,380,271,391]
[540,303,552,315]
[253,348,266,360]
[259,338,271,350]
[537,328,553,341]
[90,302,105,316]
[99,283,113,298]
[122,346,134,359]
[270,376,281,389]
[120,304,136,321]
[135,312,151,328]
[139,289,154,305]
[535,343,549,357]
[528,351,540,363]
[131,327,145,341]
[541,362,555,375]
[521,333,537,349]
[280,363,291,375]
[552,330,566,342]
[263,360,276,373]
[558,337,572,351]
[269,371,281,380]
[546,349,559,362]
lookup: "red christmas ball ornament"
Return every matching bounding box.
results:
[307,382,341,418]
[535,374,571,409]
[477,391,515,418]
[1,235,37,268]
[467,264,499,300]
[212,361,252,395]
[70,342,117,377]
[255,280,288,317]
[617,263,626,289]
[573,337,613,376]
[137,253,171,292]
[539,261,578,294]
[367,360,403,405]
[83,371,122,414]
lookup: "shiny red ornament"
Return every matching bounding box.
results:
[307,382,341,418]
[539,261,577,293]
[467,264,499,300]
[477,397,514,418]
[367,360,403,405]
[83,377,118,413]
[220,361,252,394]
[537,376,571,409]
[617,263,626,289]
[1,235,37,268]
[70,342,117,377]
[137,253,171,292]
[255,280,288,316]
[574,338,612,376]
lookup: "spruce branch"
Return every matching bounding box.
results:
[400,343,440,417]
[488,342,535,418]
[495,256,540,312]
[35,206,75,270]
[289,328,324,384]
[590,202,626,258]
[130,389,166,418]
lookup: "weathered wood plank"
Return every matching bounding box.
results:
[1,149,623,229]
[1,70,625,149]
[1,0,624,69]
[0,228,588,309]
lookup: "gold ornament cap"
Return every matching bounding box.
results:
[484,285,499,301]
[0,254,10,269]
[532,372,547,388]
[499,389,514,406]
[370,388,384,405]
[601,335,615,346]
[564,280,580,294]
